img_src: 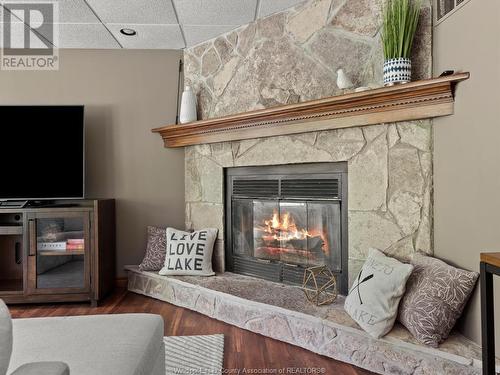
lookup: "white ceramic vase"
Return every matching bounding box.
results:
[179,86,197,124]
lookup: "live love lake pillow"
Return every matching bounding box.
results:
[398,253,479,347]
[139,226,167,271]
[159,228,218,276]
[344,248,414,339]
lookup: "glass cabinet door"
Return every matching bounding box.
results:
[27,211,90,293]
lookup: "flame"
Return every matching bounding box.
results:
[263,210,309,241]
[259,209,329,255]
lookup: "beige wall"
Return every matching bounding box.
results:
[0,49,185,277]
[433,0,500,354]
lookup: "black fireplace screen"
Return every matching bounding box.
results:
[225,163,348,294]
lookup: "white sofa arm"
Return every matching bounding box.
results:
[10,362,69,375]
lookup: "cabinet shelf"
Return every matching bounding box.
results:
[0,226,23,235]
[38,250,85,256]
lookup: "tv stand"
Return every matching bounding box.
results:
[0,201,28,209]
[25,200,55,208]
[0,201,80,209]
[0,199,115,306]
[24,200,78,208]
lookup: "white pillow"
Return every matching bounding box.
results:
[159,228,218,276]
[0,299,12,375]
[344,248,414,338]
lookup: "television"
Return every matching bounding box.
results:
[0,106,85,201]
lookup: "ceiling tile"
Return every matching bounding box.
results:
[259,0,306,17]
[85,0,177,24]
[25,0,99,23]
[183,25,237,47]
[174,0,257,26]
[107,24,184,49]
[2,0,310,51]
[40,23,120,49]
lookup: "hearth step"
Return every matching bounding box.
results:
[125,265,500,375]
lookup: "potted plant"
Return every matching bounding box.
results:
[382,0,421,86]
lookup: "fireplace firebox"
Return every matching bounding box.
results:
[225,163,348,294]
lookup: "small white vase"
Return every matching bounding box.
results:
[179,86,197,124]
[383,58,412,86]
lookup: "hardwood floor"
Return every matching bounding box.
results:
[8,289,374,375]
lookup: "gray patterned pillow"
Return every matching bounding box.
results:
[139,226,167,271]
[398,253,479,347]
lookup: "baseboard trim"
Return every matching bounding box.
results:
[115,277,128,288]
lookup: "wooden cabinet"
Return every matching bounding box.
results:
[26,210,92,296]
[0,199,115,306]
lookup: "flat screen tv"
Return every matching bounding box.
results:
[0,106,85,201]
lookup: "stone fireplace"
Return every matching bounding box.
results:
[183,0,433,291]
[225,163,348,293]
[185,121,433,289]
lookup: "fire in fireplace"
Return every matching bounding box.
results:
[225,163,348,294]
[255,205,330,265]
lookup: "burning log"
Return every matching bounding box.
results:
[259,235,324,252]
[253,209,328,265]
[254,235,325,265]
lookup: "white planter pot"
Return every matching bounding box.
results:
[383,58,412,86]
[179,86,197,124]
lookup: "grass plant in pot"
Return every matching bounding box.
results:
[382,0,421,86]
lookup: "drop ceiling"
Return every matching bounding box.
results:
[1,0,306,49]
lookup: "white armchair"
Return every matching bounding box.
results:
[9,362,69,375]
[1,300,165,375]
[1,300,69,375]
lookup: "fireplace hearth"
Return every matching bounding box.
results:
[225,163,348,294]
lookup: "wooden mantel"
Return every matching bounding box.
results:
[153,73,469,148]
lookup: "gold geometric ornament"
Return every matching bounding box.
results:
[301,265,338,306]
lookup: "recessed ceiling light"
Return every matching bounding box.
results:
[120,28,137,36]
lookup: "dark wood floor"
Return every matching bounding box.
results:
[9,289,374,375]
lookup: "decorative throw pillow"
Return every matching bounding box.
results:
[0,299,12,375]
[139,226,167,271]
[159,228,218,276]
[398,253,479,347]
[344,248,414,339]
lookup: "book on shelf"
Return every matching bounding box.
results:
[66,245,84,251]
[38,242,67,251]
[66,239,84,251]
[67,239,84,244]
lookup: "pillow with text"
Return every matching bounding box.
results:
[344,248,414,338]
[159,227,218,276]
